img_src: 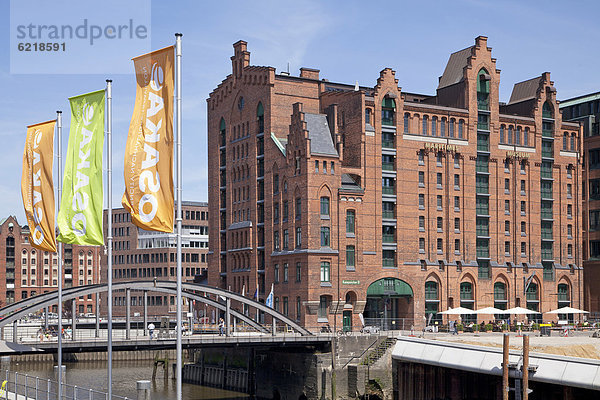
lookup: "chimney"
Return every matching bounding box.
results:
[299,68,320,80]
[231,40,250,78]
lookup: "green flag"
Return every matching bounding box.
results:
[57,89,105,245]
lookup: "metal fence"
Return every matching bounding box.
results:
[2,370,128,400]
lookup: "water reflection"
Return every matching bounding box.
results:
[11,360,249,400]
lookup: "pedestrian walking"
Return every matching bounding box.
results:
[148,323,155,339]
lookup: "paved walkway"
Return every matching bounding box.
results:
[421,331,600,359]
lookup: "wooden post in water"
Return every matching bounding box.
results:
[502,333,509,400]
[523,334,529,400]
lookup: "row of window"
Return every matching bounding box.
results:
[114,266,202,279]
[404,114,466,139]
[418,238,574,258]
[315,160,335,175]
[112,252,205,265]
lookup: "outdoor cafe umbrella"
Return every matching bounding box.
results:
[545,306,589,314]
[504,306,540,315]
[440,307,475,315]
[474,306,505,315]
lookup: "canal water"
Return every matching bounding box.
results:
[10,360,248,400]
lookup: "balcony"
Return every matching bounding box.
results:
[382,210,395,219]
[382,186,395,196]
[382,139,395,149]
[382,234,395,244]
[382,162,395,172]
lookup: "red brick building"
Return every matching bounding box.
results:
[0,216,101,315]
[207,36,583,330]
[100,202,209,317]
[560,92,600,313]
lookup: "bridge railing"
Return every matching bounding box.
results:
[2,370,128,400]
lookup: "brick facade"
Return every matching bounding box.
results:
[560,93,600,312]
[0,216,101,315]
[208,37,583,330]
[100,202,209,317]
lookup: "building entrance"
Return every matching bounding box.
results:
[363,278,413,330]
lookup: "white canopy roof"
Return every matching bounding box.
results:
[505,306,540,315]
[474,306,506,315]
[545,306,589,314]
[440,307,475,315]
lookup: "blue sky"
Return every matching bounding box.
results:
[1,0,600,225]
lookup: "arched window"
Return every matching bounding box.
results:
[219,118,226,146]
[477,68,490,110]
[524,128,529,146]
[507,126,513,144]
[570,134,575,151]
[500,125,505,144]
[493,282,507,309]
[449,118,455,138]
[441,118,446,137]
[365,108,371,125]
[425,281,440,322]
[516,127,521,145]
[257,102,264,133]
[458,119,464,139]
[542,101,554,119]
[431,117,438,136]
[403,112,410,133]
[382,97,396,126]
[563,133,568,150]
[460,281,475,323]
[422,115,429,135]
[557,283,572,322]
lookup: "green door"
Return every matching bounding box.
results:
[343,311,352,332]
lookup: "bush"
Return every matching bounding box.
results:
[485,324,493,332]
[456,324,464,331]
[502,323,509,331]
[532,323,540,331]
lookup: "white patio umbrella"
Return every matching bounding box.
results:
[545,306,589,314]
[474,306,505,315]
[440,307,475,315]
[504,306,540,315]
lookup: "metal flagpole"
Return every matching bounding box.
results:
[106,79,114,399]
[175,32,183,400]
[56,110,63,400]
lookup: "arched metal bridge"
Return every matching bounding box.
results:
[0,280,311,336]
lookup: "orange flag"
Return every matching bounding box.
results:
[122,46,174,232]
[21,120,57,252]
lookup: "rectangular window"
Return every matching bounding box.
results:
[455,239,460,252]
[296,297,302,320]
[454,174,460,189]
[521,222,526,234]
[320,197,330,216]
[295,227,302,248]
[437,238,443,252]
[283,229,289,250]
[437,195,442,210]
[418,150,424,165]
[273,203,279,223]
[346,246,355,268]
[418,171,425,186]
[568,244,573,257]
[419,194,425,209]
[567,183,572,198]
[505,241,510,255]
[505,220,510,234]
[331,162,335,175]
[315,160,319,173]
[505,200,510,214]
[283,297,288,315]
[419,238,425,251]
[321,227,330,247]
[436,153,442,166]
[274,264,279,282]
[454,154,460,168]
[437,173,442,187]
[437,217,443,231]
[296,262,301,282]
[521,201,526,215]
[346,210,355,234]
[505,178,510,193]
[454,196,460,210]
[283,263,288,282]
[567,224,573,238]
[521,242,527,256]
[323,161,327,174]
[296,198,301,219]
[320,262,330,283]
[454,217,460,232]
[419,216,425,231]
[567,204,573,218]
[274,231,280,251]
[283,201,288,222]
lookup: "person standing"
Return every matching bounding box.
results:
[148,323,155,339]
[218,318,225,336]
[449,320,455,334]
